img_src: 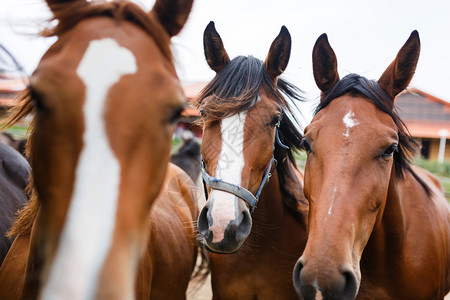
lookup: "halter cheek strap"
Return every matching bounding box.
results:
[201,127,287,213]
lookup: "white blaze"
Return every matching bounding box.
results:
[343,110,359,138]
[210,112,246,243]
[328,187,337,216]
[42,38,137,300]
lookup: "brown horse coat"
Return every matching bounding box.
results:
[195,22,308,299]
[294,31,450,300]
[0,163,199,300]
[0,0,199,298]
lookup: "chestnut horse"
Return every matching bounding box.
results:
[293,31,450,299]
[194,22,308,299]
[0,0,201,299]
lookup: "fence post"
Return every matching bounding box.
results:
[438,129,449,164]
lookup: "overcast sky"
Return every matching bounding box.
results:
[1,0,450,124]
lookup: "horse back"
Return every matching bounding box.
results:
[136,163,199,299]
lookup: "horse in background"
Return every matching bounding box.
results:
[0,142,29,266]
[0,132,27,158]
[293,31,450,300]
[193,22,308,299]
[0,0,202,299]
[171,136,202,182]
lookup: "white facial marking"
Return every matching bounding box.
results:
[343,110,359,137]
[328,187,337,216]
[42,38,137,300]
[312,278,324,299]
[210,112,246,243]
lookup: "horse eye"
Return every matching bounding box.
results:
[270,115,281,127]
[301,138,312,154]
[169,106,185,124]
[381,144,398,158]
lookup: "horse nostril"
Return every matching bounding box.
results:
[292,260,303,295]
[341,269,358,300]
[293,260,317,300]
[197,205,211,238]
[292,260,358,300]
[235,209,252,241]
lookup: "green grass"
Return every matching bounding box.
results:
[442,181,450,192]
[412,158,450,200]
[171,136,184,155]
[1,124,29,139]
[413,157,450,177]
[294,152,307,169]
[441,181,450,201]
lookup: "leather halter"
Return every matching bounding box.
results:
[201,123,288,213]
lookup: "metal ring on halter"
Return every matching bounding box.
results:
[201,127,284,213]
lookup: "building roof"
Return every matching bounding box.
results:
[396,88,450,138]
[181,81,208,118]
[0,76,28,106]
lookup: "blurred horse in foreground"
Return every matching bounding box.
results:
[0,0,204,299]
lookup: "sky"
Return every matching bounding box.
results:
[1,0,450,124]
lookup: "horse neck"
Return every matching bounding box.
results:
[251,168,284,227]
[250,161,307,241]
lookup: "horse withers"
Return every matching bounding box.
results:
[293,31,450,300]
[194,22,308,299]
[0,0,200,299]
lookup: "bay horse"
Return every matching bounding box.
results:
[293,31,450,299]
[0,0,201,299]
[194,22,309,299]
[0,142,29,265]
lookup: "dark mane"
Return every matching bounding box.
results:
[42,0,172,61]
[192,55,308,216]
[316,73,431,196]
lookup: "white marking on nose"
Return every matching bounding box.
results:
[312,279,324,299]
[328,187,337,216]
[210,112,246,243]
[343,110,359,137]
[42,38,137,300]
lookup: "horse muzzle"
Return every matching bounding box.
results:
[198,195,252,254]
[293,257,359,300]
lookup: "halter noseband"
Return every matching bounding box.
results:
[201,123,288,213]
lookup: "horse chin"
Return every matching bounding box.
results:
[201,236,246,254]
[204,244,242,255]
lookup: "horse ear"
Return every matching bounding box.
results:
[378,31,420,101]
[264,26,291,79]
[312,33,340,93]
[203,21,230,73]
[150,0,193,37]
